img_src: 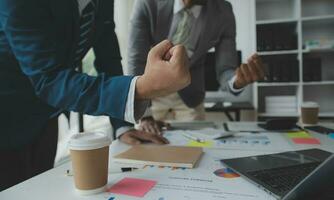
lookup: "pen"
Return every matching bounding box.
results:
[181,132,205,143]
[214,134,234,140]
[120,167,138,172]
[66,167,138,176]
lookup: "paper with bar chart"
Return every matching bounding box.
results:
[164,130,293,151]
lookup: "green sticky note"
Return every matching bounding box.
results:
[187,140,213,148]
[287,131,312,139]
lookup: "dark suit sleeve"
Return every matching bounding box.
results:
[93,1,133,136]
[0,0,133,121]
[93,1,123,77]
[215,2,239,94]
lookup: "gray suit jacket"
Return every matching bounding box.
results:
[127,0,238,108]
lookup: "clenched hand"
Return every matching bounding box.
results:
[234,54,265,89]
[135,40,191,99]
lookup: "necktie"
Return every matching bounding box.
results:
[172,9,194,48]
[75,0,97,63]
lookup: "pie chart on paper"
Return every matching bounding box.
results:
[214,168,240,179]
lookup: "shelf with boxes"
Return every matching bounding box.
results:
[302,17,334,52]
[260,54,300,83]
[257,22,298,52]
[300,0,334,118]
[254,0,334,119]
[303,51,334,83]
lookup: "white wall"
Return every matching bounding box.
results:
[114,0,136,74]
[228,0,256,64]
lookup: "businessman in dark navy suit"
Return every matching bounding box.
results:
[0,0,190,190]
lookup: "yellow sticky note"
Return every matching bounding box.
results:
[187,140,213,148]
[287,131,312,139]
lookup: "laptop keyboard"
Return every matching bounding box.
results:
[247,162,320,196]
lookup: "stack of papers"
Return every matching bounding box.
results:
[164,130,294,151]
[265,96,297,114]
[183,128,235,140]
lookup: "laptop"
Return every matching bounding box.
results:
[303,125,334,135]
[221,149,334,200]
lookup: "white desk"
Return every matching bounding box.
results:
[1,122,334,200]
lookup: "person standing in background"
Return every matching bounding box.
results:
[117,0,265,145]
[0,0,190,191]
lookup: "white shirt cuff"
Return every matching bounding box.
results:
[116,126,135,139]
[124,76,150,124]
[228,75,244,94]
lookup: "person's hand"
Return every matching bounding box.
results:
[234,54,265,89]
[119,129,169,145]
[135,40,191,100]
[139,116,171,135]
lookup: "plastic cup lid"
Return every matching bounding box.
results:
[302,102,319,108]
[69,132,111,150]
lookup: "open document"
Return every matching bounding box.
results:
[163,129,294,151]
[105,168,275,200]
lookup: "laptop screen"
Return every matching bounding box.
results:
[222,149,328,173]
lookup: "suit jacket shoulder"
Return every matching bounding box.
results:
[209,0,234,22]
[134,0,158,13]
[213,0,233,10]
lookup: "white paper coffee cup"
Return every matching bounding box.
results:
[69,132,111,195]
[301,102,319,125]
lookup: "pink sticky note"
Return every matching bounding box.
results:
[292,138,321,145]
[108,177,156,197]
